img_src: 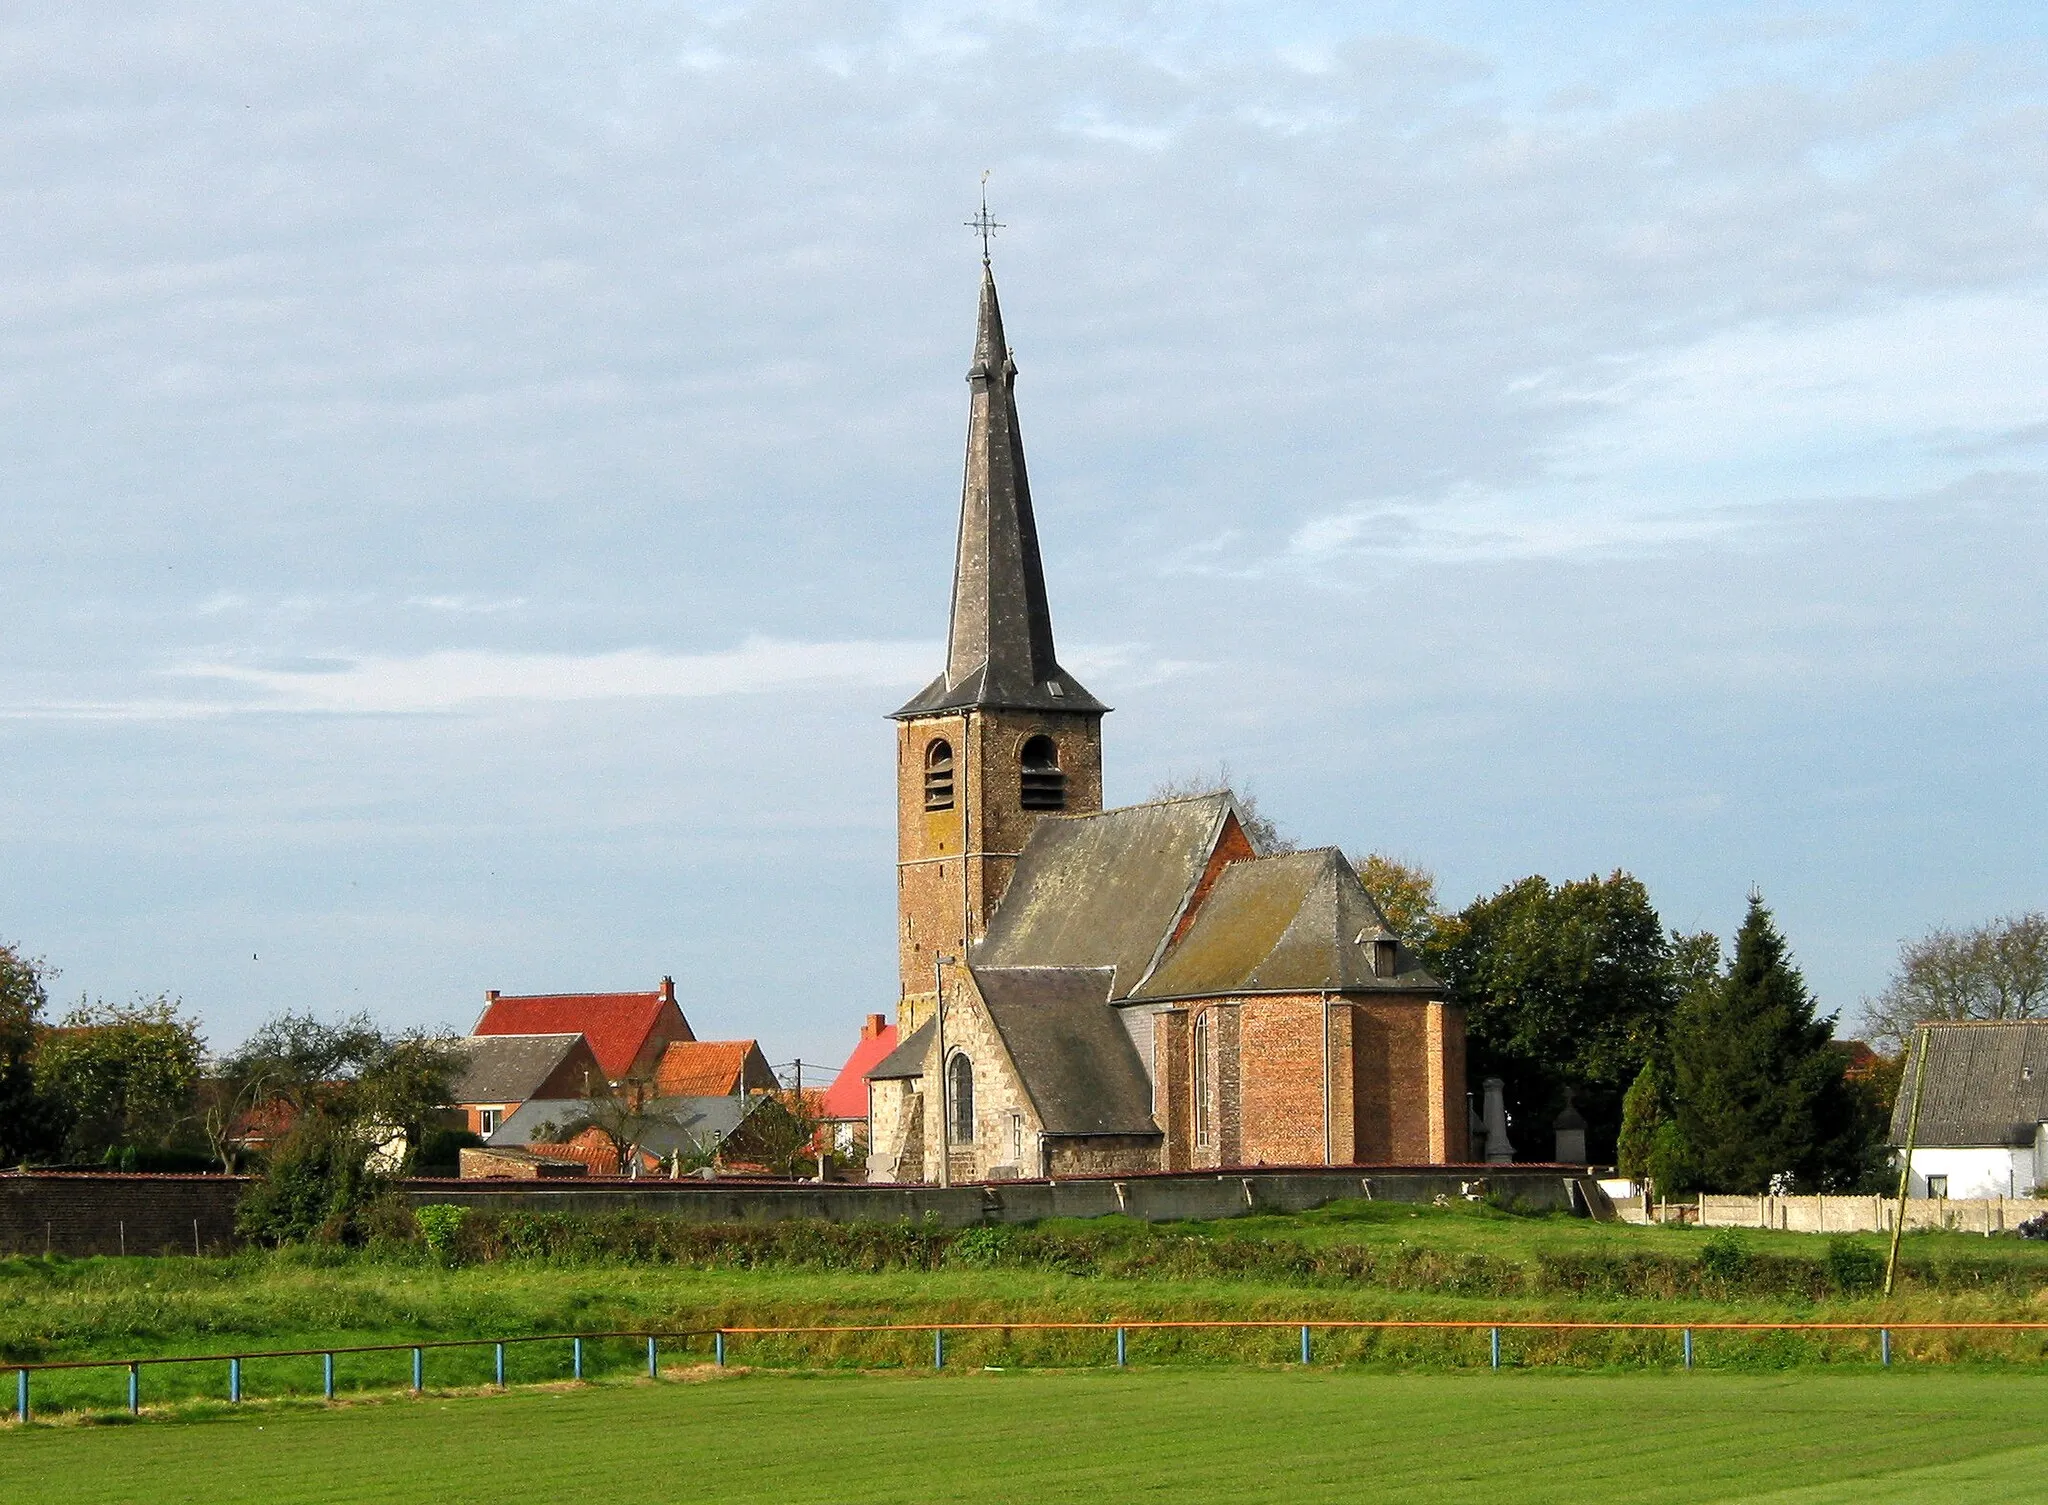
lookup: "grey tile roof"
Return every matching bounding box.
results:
[974,966,1160,1137]
[892,266,1103,719]
[489,1093,759,1159]
[865,1018,936,1081]
[1890,1021,2048,1148]
[447,1033,588,1105]
[1130,848,1444,1000]
[972,793,1235,999]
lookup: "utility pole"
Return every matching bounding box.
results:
[934,952,956,1188]
[1884,1025,1932,1297]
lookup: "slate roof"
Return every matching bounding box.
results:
[972,793,1236,999]
[473,990,689,1079]
[893,265,1103,719]
[446,1033,593,1105]
[866,1018,936,1081]
[490,1093,759,1159]
[1889,1021,2048,1148]
[1130,848,1445,1001]
[974,966,1160,1137]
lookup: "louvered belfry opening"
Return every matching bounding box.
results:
[1018,734,1065,811]
[924,738,955,811]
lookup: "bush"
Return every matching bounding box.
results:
[414,1129,484,1176]
[416,1204,466,1260]
[946,1224,1016,1268]
[1824,1236,1884,1293]
[235,1117,391,1246]
[1698,1230,1751,1284]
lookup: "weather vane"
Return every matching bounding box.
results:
[964,170,1004,265]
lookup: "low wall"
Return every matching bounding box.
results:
[0,1173,247,1257]
[1628,1194,2048,1234]
[411,1165,1597,1228]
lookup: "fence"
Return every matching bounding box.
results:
[1622,1194,2048,1233]
[12,1318,2048,1422]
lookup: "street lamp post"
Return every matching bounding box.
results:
[933,952,956,1188]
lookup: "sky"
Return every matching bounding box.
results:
[3,3,2045,1072]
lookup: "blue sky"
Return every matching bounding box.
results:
[4,3,2045,1068]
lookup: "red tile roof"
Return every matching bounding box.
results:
[473,990,689,1080]
[821,1017,898,1120]
[655,1040,760,1097]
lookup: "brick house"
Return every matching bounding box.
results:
[866,262,1467,1183]
[446,1032,606,1139]
[472,978,694,1084]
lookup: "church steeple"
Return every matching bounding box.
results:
[893,265,1105,719]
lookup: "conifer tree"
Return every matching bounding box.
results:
[1615,1062,1663,1181]
[1668,894,1857,1192]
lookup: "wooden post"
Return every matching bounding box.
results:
[1885,1026,1932,1297]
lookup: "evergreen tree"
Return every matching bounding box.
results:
[1615,1062,1664,1181]
[1668,894,1858,1192]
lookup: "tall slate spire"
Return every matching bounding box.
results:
[894,265,1105,718]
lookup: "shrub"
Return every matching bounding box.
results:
[945,1224,1016,1268]
[234,1116,390,1246]
[416,1204,466,1260]
[1824,1236,1884,1293]
[1698,1229,1751,1283]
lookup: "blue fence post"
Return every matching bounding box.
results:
[1116,1328,1127,1368]
[714,1331,725,1367]
[494,1343,505,1387]
[412,1347,423,1394]
[128,1362,140,1415]
[573,1337,583,1382]
[323,1352,334,1400]
[1490,1328,1500,1371]
[1301,1325,1312,1365]
[647,1336,658,1379]
[1683,1329,1694,1370]
[229,1357,241,1403]
[1881,1329,1891,1367]
[17,1367,27,1424]
[934,1329,945,1370]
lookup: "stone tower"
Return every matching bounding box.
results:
[891,263,1107,1032]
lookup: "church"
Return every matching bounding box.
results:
[865,259,1469,1183]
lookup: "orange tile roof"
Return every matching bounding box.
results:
[655,1040,756,1097]
[474,990,687,1079]
[822,1021,898,1119]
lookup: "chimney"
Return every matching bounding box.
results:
[485,989,500,1002]
[660,976,676,1004]
[864,1013,888,1040]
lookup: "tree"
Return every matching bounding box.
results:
[1864,912,2048,1051]
[555,1069,695,1175]
[1426,871,1687,1163]
[32,995,205,1161]
[1149,765,1293,854]
[1352,853,1439,941]
[1667,894,1861,1193]
[0,943,68,1164]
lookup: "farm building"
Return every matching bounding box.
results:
[1891,1020,2048,1199]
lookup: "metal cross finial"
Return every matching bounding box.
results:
[965,171,1004,265]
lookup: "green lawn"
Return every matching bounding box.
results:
[6,1369,2046,1504]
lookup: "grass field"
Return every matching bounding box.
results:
[7,1369,2048,1503]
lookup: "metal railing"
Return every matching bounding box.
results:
[11,1318,2048,1422]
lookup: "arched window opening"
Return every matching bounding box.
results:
[923,738,955,811]
[947,1053,976,1144]
[1019,734,1066,811]
[1192,1012,1212,1149]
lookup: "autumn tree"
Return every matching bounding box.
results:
[1352,853,1440,941]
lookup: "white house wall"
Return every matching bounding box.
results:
[1905,1146,2035,1199]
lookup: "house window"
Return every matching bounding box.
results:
[924,739,955,811]
[1019,734,1065,811]
[1193,1011,1211,1149]
[1926,1174,1948,1199]
[479,1106,502,1136]
[948,1053,975,1143]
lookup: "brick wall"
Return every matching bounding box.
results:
[0,1173,246,1256]
[1238,995,1337,1166]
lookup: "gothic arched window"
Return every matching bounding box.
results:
[1019,734,1065,811]
[1192,1011,1212,1149]
[947,1053,975,1144]
[924,738,955,811]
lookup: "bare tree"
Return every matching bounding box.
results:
[1864,912,2048,1050]
[1150,764,1293,854]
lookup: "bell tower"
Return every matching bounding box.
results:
[891,260,1107,1031]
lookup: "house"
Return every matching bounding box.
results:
[820,1014,898,1153]
[446,1032,606,1138]
[1890,1020,2048,1199]
[653,1038,778,1098]
[472,977,694,1083]
[865,261,1465,1185]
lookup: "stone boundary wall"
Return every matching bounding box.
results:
[0,1173,247,1257]
[0,1165,1598,1254]
[410,1165,1595,1229]
[1627,1193,2048,1234]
